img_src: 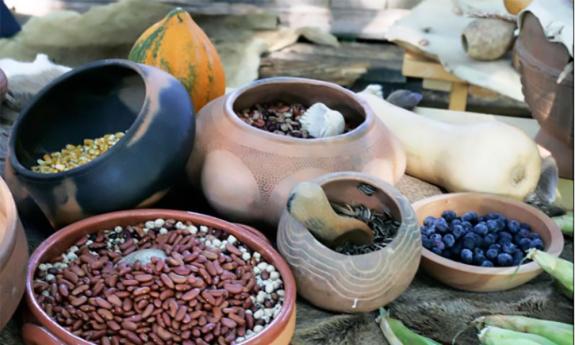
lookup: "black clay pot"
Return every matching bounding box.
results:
[5,59,195,228]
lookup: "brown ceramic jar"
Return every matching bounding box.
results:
[0,176,29,331]
[188,77,406,226]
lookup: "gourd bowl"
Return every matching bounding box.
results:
[23,209,296,345]
[413,193,564,292]
[0,175,28,331]
[5,59,196,228]
[277,172,420,313]
[187,77,406,227]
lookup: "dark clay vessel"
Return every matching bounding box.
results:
[5,59,195,228]
[516,13,574,178]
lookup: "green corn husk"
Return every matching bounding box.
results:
[527,249,573,298]
[377,309,441,345]
[479,326,560,345]
[473,315,573,345]
[553,211,574,237]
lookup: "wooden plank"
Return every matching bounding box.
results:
[422,79,452,92]
[448,82,468,111]
[402,52,463,83]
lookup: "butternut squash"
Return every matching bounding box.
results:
[358,85,541,200]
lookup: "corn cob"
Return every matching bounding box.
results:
[473,315,573,345]
[526,249,573,298]
[478,326,560,345]
[377,309,441,345]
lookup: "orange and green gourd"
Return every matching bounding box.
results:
[129,8,225,112]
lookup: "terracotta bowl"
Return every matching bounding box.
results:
[187,77,406,227]
[23,209,296,345]
[5,59,195,228]
[277,172,420,313]
[0,176,28,331]
[516,13,573,178]
[413,193,564,292]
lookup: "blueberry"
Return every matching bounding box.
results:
[435,218,449,233]
[497,253,513,266]
[422,235,433,249]
[489,243,502,251]
[423,216,436,226]
[474,248,485,257]
[443,234,455,248]
[486,248,499,260]
[451,219,462,226]
[507,220,521,234]
[518,238,532,251]
[483,233,497,247]
[498,231,513,243]
[513,251,524,266]
[441,250,452,259]
[531,238,544,250]
[520,222,531,231]
[431,246,443,255]
[518,228,531,238]
[486,220,500,233]
[452,242,462,254]
[474,248,486,265]
[451,224,465,239]
[480,260,494,267]
[462,211,479,224]
[502,242,517,254]
[528,232,542,241]
[441,210,457,222]
[495,219,506,231]
[462,221,473,231]
[433,240,446,252]
[430,234,442,242]
[421,225,435,237]
[473,222,489,236]
[460,248,474,264]
[462,233,477,249]
[487,212,504,220]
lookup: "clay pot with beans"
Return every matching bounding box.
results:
[23,209,296,345]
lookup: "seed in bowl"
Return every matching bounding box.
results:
[31,132,125,174]
[421,210,544,267]
[33,219,285,345]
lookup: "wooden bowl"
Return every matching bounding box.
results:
[277,172,420,313]
[24,209,296,345]
[413,193,564,292]
[5,59,196,228]
[0,176,28,331]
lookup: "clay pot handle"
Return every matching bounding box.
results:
[235,223,271,245]
[22,323,65,345]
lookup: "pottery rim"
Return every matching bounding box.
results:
[25,209,296,345]
[9,59,152,181]
[288,171,410,258]
[0,177,18,272]
[224,77,374,144]
[414,193,564,276]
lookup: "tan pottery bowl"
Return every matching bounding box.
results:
[23,209,296,345]
[277,172,420,313]
[413,193,564,292]
[0,176,28,331]
[187,77,406,226]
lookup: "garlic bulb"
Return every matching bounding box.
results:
[299,103,345,138]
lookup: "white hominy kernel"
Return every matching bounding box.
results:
[257,262,268,270]
[86,240,93,246]
[245,309,253,314]
[242,252,251,261]
[187,225,198,234]
[277,290,285,297]
[227,235,237,244]
[256,291,266,304]
[45,274,55,282]
[154,219,165,228]
[114,226,122,233]
[145,221,155,229]
[175,221,185,229]
[254,325,264,333]
[39,264,48,271]
[253,309,264,319]
[70,246,79,253]
[42,290,50,297]
[266,265,276,273]
[253,267,261,275]
[265,283,274,294]
[253,252,261,261]
[273,308,281,318]
[270,271,280,281]
[159,228,168,235]
[239,246,247,253]
[200,226,208,233]
[212,239,221,247]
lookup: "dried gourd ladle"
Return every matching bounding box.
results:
[287,181,374,247]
